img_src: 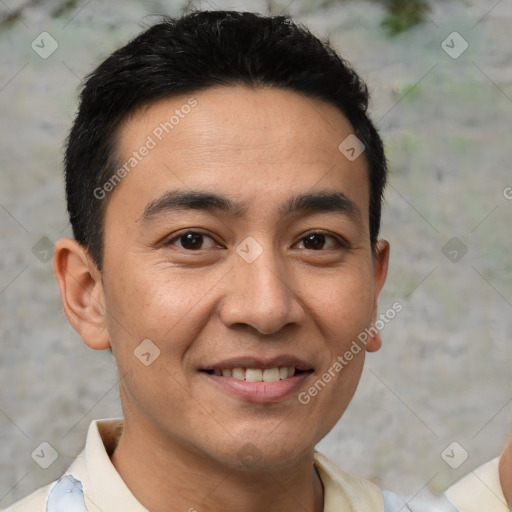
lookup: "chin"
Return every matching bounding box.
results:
[209,436,314,472]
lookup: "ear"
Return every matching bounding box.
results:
[53,237,111,350]
[365,239,390,353]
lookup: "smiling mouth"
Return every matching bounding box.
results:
[201,367,312,383]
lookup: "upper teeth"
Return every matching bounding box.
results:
[213,366,296,382]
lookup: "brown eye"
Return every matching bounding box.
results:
[167,231,219,251]
[303,234,327,250]
[296,232,345,251]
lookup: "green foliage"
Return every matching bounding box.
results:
[298,0,432,36]
[0,0,81,28]
[381,0,431,36]
[51,0,81,18]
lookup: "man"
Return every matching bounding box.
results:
[3,10,410,512]
[444,435,512,511]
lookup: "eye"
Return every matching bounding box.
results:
[295,231,346,251]
[166,231,221,251]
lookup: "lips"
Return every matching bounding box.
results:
[199,355,314,402]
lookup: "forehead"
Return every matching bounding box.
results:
[108,85,370,227]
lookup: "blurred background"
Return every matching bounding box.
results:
[1,0,511,509]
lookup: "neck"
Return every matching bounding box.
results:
[110,418,324,512]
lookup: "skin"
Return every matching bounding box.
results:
[54,85,389,512]
[499,436,512,506]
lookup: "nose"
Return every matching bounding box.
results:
[219,245,305,336]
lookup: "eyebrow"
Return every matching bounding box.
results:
[138,188,363,225]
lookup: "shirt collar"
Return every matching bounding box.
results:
[445,457,510,512]
[67,418,148,511]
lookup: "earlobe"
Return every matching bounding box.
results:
[365,332,382,353]
[366,239,390,353]
[53,238,111,350]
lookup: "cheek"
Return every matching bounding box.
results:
[104,262,191,330]
[103,261,223,372]
[309,265,375,336]
[297,341,366,444]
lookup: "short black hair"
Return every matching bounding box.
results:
[64,10,387,271]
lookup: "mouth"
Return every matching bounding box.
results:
[201,366,310,382]
[199,357,314,403]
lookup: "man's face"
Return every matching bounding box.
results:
[99,85,388,469]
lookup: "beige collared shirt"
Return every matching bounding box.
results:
[3,418,406,512]
[445,457,510,512]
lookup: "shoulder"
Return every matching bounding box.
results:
[444,457,506,512]
[2,474,89,512]
[2,419,120,512]
[1,482,54,512]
